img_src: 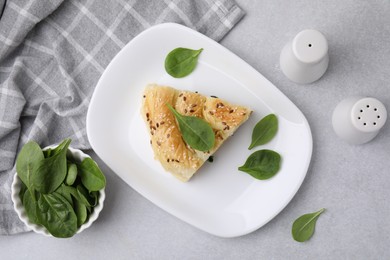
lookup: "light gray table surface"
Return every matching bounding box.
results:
[1,0,390,259]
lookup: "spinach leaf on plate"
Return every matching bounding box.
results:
[238,149,281,180]
[165,47,203,78]
[248,114,278,150]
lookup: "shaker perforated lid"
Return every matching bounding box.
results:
[332,97,387,144]
[350,97,387,133]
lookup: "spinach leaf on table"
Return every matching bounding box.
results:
[292,208,325,242]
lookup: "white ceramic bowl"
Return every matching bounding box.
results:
[11,146,105,237]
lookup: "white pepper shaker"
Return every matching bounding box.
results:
[332,97,387,144]
[280,29,329,84]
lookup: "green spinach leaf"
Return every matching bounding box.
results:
[165,47,203,78]
[43,148,52,158]
[76,185,95,207]
[78,158,106,192]
[248,114,278,149]
[31,139,71,194]
[73,198,88,227]
[59,185,83,203]
[19,181,28,202]
[50,139,70,156]
[37,192,78,238]
[23,190,40,225]
[55,184,73,206]
[238,149,281,180]
[86,205,92,214]
[16,141,44,188]
[167,103,215,152]
[292,208,325,242]
[89,191,99,207]
[65,163,77,186]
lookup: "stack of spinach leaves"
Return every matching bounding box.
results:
[16,139,106,238]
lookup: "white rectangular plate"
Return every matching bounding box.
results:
[87,23,312,238]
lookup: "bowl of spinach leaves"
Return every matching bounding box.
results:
[11,139,106,238]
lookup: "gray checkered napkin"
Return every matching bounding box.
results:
[0,0,244,234]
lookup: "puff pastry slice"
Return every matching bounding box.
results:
[141,83,251,182]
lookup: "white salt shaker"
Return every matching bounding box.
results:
[332,97,387,144]
[280,29,329,84]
